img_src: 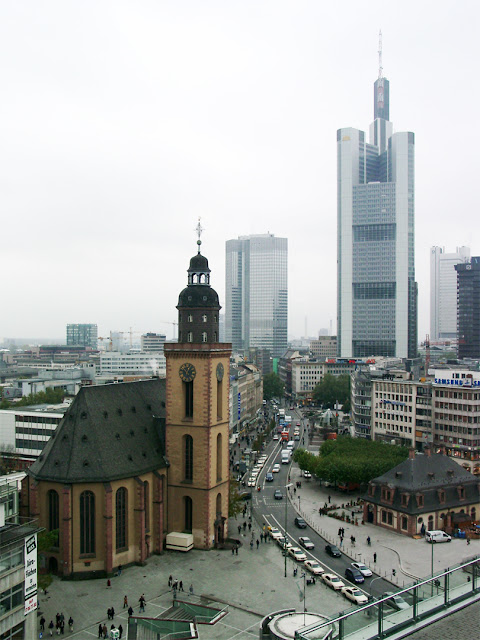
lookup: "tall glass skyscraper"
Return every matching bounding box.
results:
[225,234,288,358]
[337,58,417,359]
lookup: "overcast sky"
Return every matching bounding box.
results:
[1,1,478,344]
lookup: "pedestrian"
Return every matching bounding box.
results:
[328,495,331,503]
[102,624,108,639]
[118,564,123,576]
[118,624,123,639]
[49,620,54,636]
[68,617,73,632]
[248,522,252,531]
[373,552,377,563]
[98,623,103,638]
[111,606,115,619]
[107,579,111,588]
[367,536,371,546]
[293,567,298,577]
[40,617,46,631]
[107,608,111,620]
[189,584,194,596]
[128,606,133,617]
[250,539,253,550]
[179,581,183,591]
[237,525,241,535]
[168,574,173,587]
[340,536,343,548]
[350,535,354,545]
[338,527,342,537]
[256,538,260,549]
[60,620,65,635]
[467,536,471,545]
[139,594,145,612]
[235,545,238,555]
[243,522,247,531]
[124,595,128,608]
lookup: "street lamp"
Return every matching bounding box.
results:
[284,483,293,578]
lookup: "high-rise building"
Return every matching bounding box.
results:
[66,323,98,349]
[455,256,480,359]
[430,246,470,341]
[141,332,166,352]
[225,234,287,358]
[337,39,417,359]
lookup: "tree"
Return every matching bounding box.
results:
[263,373,284,401]
[312,374,350,409]
[228,478,244,518]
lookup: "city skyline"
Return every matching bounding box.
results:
[1,2,479,343]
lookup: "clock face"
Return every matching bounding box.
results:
[179,363,196,382]
[216,363,224,381]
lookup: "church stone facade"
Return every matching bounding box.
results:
[23,239,231,577]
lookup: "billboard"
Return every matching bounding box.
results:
[24,534,37,615]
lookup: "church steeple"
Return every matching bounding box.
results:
[177,220,220,344]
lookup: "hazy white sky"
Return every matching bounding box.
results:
[1,1,478,343]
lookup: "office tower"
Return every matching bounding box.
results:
[337,36,417,359]
[66,323,98,349]
[225,234,288,358]
[455,257,480,359]
[430,246,470,341]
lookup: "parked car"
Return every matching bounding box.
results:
[298,536,314,550]
[322,573,345,590]
[276,536,293,550]
[351,562,372,577]
[383,592,409,610]
[325,544,341,558]
[265,472,274,482]
[269,527,282,540]
[425,530,452,543]
[238,491,252,500]
[304,560,324,575]
[303,470,312,479]
[345,567,365,584]
[274,489,283,500]
[341,586,368,605]
[288,547,307,562]
[294,517,307,529]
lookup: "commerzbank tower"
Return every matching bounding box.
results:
[337,33,417,359]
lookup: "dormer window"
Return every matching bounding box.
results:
[458,486,465,500]
[202,314,207,323]
[202,332,207,343]
[416,494,424,508]
[187,332,193,343]
[438,489,446,504]
[188,315,193,323]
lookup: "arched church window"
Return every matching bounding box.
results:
[47,490,59,547]
[184,435,193,481]
[216,492,222,515]
[80,490,95,555]
[115,487,127,551]
[216,433,222,481]
[184,496,193,532]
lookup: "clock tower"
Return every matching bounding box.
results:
[164,222,231,549]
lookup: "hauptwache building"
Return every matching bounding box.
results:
[23,238,231,578]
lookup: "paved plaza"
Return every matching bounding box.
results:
[36,457,479,638]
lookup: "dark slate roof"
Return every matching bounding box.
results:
[28,379,167,484]
[365,453,480,516]
[188,253,210,273]
[177,284,220,308]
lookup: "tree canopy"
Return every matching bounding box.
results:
[312,374,350,410]
[292,437,409,486]
[0,387,65,410]
[263,373,284,401]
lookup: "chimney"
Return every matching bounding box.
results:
[408,447,416,460]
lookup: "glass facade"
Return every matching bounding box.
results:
[66,324,98,349]
[337,73,417,359]
[226,234,288,358]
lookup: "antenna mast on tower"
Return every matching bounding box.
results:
[378,29,383,78]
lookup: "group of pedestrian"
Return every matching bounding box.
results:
[98,623,123,638]
[168,575,186,592]
[107,606,115,620]
[44,612,71,635]
[350,535,356,546]
[231,544,239,555]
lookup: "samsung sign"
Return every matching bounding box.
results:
[434,378,480,387]
[434,370,480,387]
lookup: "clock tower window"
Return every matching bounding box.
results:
[184,435,193,481]
[184,381,194,418]
[217,380,223,420]
[184,496,193,532]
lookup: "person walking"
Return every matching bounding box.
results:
[179,581,183,591]
[123,595,128,608]
[68,617,73,632]
[40,617,46,632]
[256,538,260,549]
[367,536,371,546]
[107,579,111,588]
[168,575,173,587]
[48,620,54,637]
[102,624,108,639]
[118,624,123,639]
[189,584,194,596]
[98,623,103,638]
[139,594,146,612]
[235,545,238,555]
[250,539,253,551]
[237,525,241,535]
[128,606,133,617]
[373,552,377,563]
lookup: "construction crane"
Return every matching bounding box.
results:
[159,322,178,341]
[425,334,430,374]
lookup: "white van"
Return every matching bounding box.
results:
[281,450,291,464]
[286,440,295,451]
[425,530,452,543]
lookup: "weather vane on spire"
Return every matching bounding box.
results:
[196,217,203,253]
[378,29,383,79]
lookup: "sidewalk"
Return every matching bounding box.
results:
[286,460,479,586]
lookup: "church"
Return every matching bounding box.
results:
[23,235,231,578]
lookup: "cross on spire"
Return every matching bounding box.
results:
[196,217,203,254]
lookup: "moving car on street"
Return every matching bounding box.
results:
[322,573,345,590]
[345,567,365,584]
[294,517,307,529]
[325,544,341,558]
[272,464,281,473]
[274,489,283,500]
[265,472,274,482]
[383,592,409,611]
[351,562,372,577]
[298,536,314,550]
[341,586,368,605]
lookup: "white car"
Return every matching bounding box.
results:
[303,471,312,479]
[272,464,281,473]
[288,547,307,562]
[351,562,373,577]
[322,574,345,590]
[304,560,324,575]
[276,537,293,551]
[269,528,283,540]
[273,434,279,441]
[341,586,368,604]
[247,478,256,487]
[298,536,314,550]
